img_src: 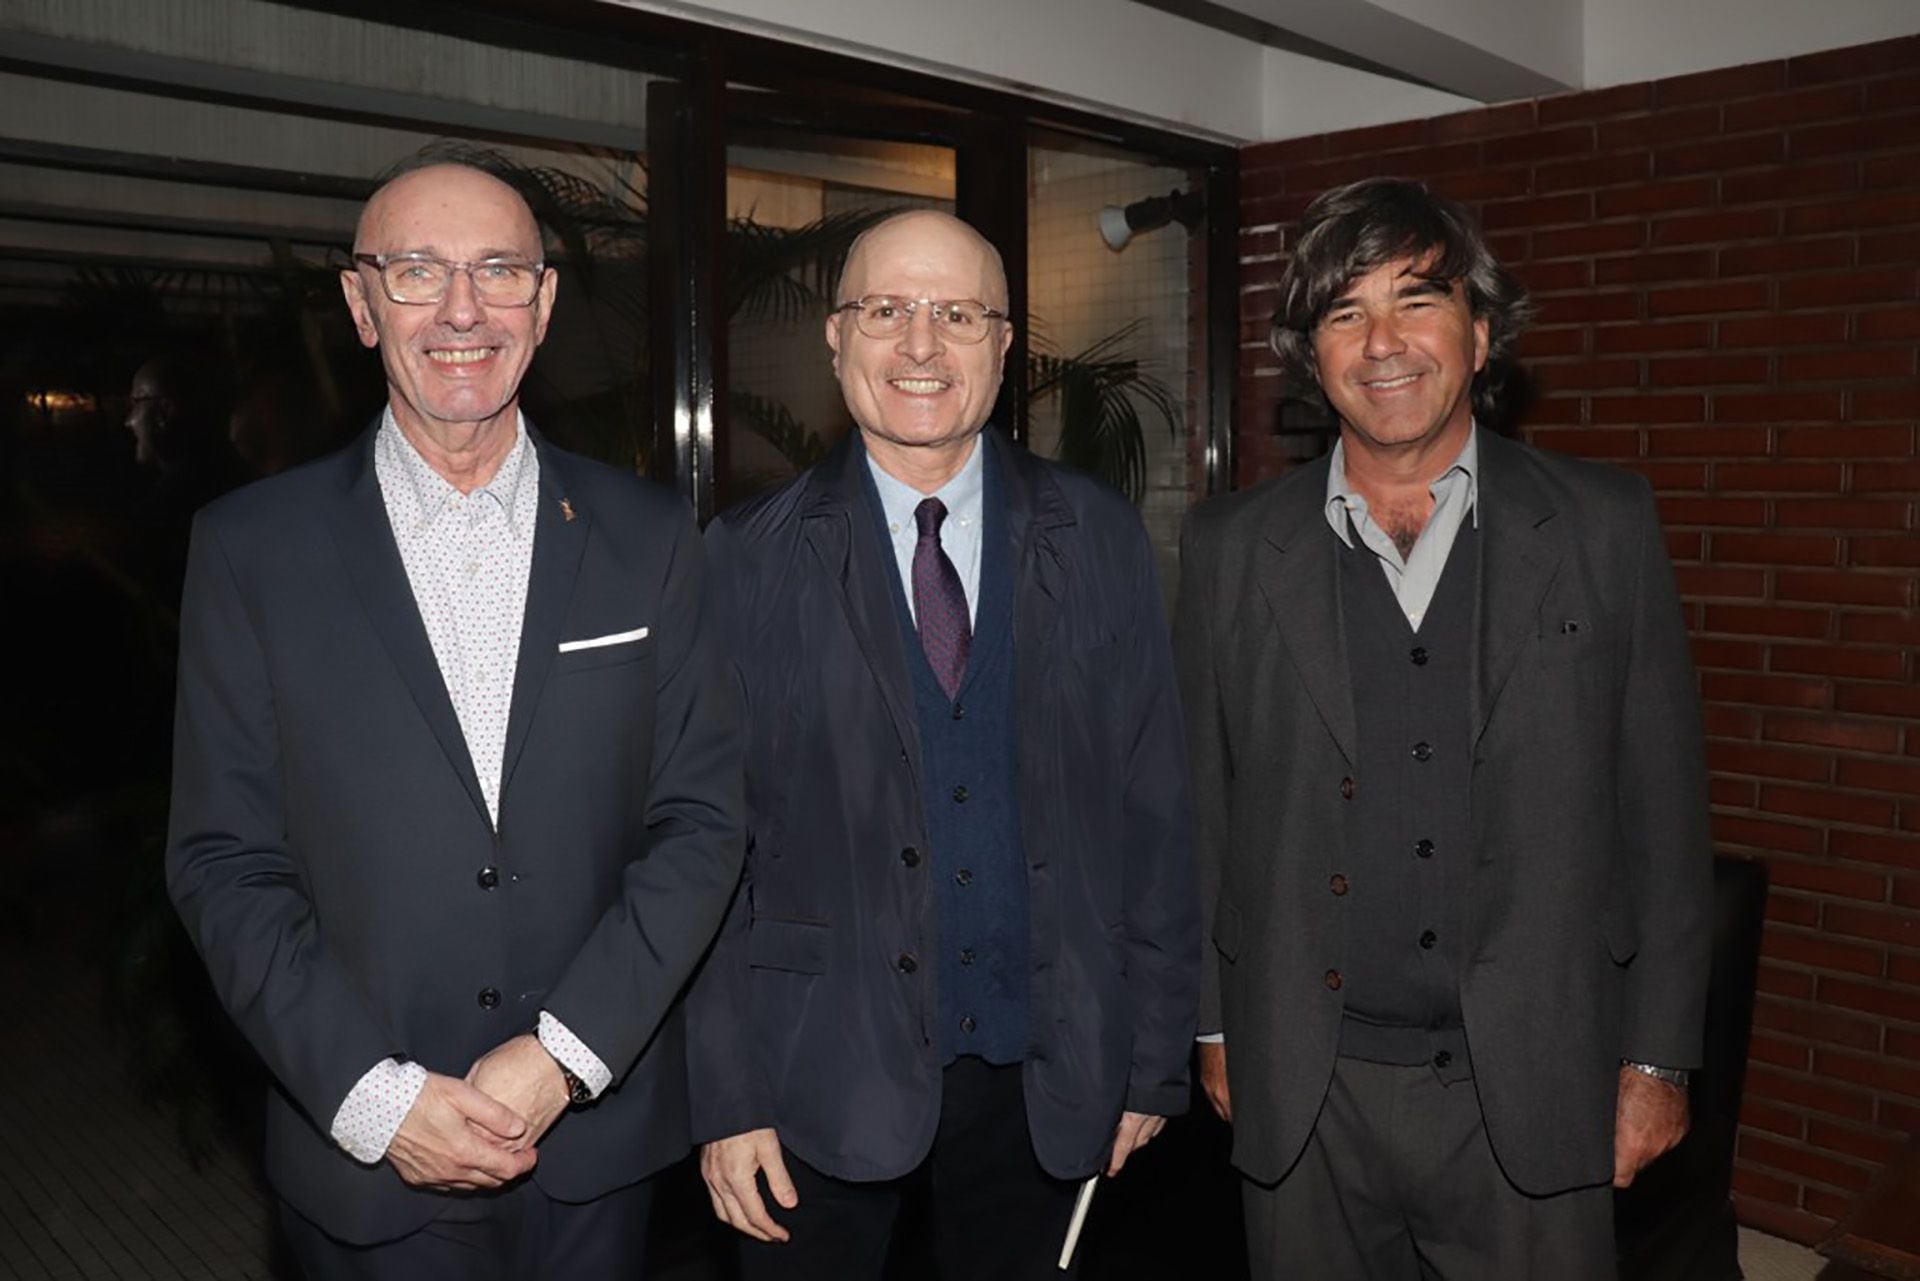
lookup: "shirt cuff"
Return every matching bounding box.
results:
[538,1010,612,1099]
[330,1058,428,1165]
[1196,1032,1226,1044]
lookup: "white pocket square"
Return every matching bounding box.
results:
[557,626,649,654]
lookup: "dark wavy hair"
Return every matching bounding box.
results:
[1270,177,1533,423]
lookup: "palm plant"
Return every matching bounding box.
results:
[1028,319,1182,504]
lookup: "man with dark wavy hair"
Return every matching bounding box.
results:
[1175,177,1711,1277]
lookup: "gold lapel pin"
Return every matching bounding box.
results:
[560,498,576,523]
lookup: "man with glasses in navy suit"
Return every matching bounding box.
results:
[168,159,742,1279]
[689,209,1199,1280]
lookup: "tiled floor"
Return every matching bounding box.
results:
[0,869,1861,1281]
[0,955,276,1280]
[1740,1226,1827,1281]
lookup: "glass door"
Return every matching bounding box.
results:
[710,87,1015,513]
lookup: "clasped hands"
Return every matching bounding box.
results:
[386,1033,571,1191]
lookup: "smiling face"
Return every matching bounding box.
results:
[826,211,1011,482]
[1312,254,1488,460]
[340,164,555,451]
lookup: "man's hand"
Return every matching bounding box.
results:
[386,1071,535,1191]
[1614,1065,1689,1188]
[1107,1111,1166,1177]
[701,1128,798,1243]
[1198,1041,1231,1122]
[466,1034,572,1154]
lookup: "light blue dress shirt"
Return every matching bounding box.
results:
[865,435,986,628]
[1324,425,1481,632]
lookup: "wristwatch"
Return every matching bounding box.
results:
[1622,1060,1690,1089]
[556,1067,591,1106]
[542,1044,595,1106]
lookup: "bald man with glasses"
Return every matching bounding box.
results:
[167,159,743,1279]
[686,209,1199,1280]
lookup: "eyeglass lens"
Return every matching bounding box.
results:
[849,296,996,343]
[378,257,541,306]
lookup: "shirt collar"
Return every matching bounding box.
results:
[1324,423,1480,548]
[864,433,986,534]
[377,407,536,538]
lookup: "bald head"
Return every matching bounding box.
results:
[836,209,1008,311]
[826,208,1013,492]
[342,160,556,471]
[354,163,543,260]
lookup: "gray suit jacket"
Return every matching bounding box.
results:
[1174,429,1712,1195]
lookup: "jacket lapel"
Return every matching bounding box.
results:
[327,426,490,825]
[1256,455,1358,766]
[995,429,1071,683]
[803,434,919,759]
[1472,431,1564,742]
[499,434,589,805]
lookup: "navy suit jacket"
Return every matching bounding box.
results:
[166,423,743,1244]
[686,428,1199,1182]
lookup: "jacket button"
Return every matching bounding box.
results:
[1433,1049,1452,1069]
[1419,929,1438,950]
[952,785,969,803]
[1415,838,1435,859]
[951,702,966,721]
[960,1015,977,1034]
[1329,874,1349,896]
[1410,646,1429,666]
[1412,741,1433,762]
[954,868,973,887]
[896,953,918,974]
[476,866,499,890]
[1323,969,1343,991]
[900,846,921,868]
[477,987,501,1010]
[1339,777,1355,800]
[959,948,976,965]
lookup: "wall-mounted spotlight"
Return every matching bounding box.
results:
[1097,187,1206,251]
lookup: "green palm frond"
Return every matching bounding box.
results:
[726,208,888,322]
[1028,319,1182,503]
[732,388,831,471]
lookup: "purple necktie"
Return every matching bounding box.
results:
[912,497,971,698]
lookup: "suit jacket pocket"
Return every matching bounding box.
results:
[1534,623,1603,670]
[554,635,653,675]
[747,917,830,975]
[1212,900,1243,963]
[1600,894,1640,965]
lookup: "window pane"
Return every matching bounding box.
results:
[1028,132,1207,602]
[721,126,956,508]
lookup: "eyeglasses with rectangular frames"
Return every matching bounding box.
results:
[833,295,1008,344]
[353,253,547,307]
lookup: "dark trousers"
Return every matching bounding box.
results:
[280,1177,652,1281]
[738,1056,1083,1281]
[1242,1057,1613,1281]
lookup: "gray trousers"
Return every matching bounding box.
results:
[1242,1057,1614,1281]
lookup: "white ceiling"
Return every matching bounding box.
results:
[621,0,1920,142]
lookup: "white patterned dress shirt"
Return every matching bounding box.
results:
[328,410,610,1165]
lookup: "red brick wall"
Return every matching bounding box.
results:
[1237,34,1920,1243]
